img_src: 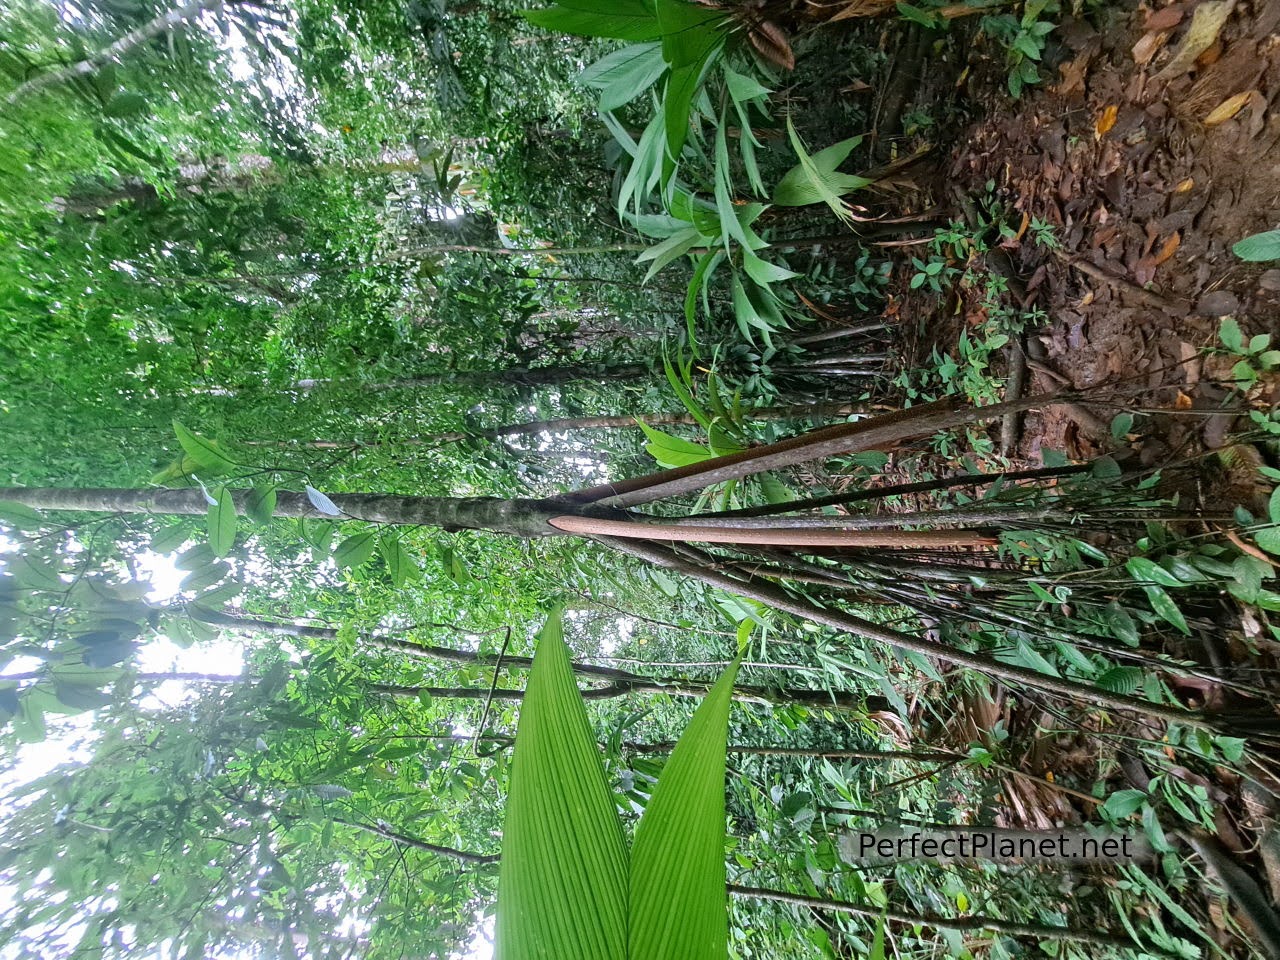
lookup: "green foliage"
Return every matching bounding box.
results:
[497,609,740,960]
[774,121,870,221]
[1233,229,1280,262]
[981,0,1058,98]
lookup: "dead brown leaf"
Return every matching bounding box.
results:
[747,20,795,70]
[1155,0,1235,80]
[1133,30,1171,66]
[1056,54,1090,95]
[1195,38,1223,68]
[1154,232,1181,265]
[1248,89,1268,137]
[823,0,896,22]
[1146,5,1185,30]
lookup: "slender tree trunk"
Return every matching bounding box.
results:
[240,402,870,450]
[566,393,1065,508]
[286,363,651,393]
[190,610,887,713]
[0,487,567,538]
[0,394,1230,731]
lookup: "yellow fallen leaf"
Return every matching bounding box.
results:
[1096,104,1119,137]
[1175,177,1195,193]
[1013,210,1030,243]
[1154,232,1181,265]
[1204,90,1255,126]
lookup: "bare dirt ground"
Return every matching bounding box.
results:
[947,0,1280,474]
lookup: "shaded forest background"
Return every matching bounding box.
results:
[2,0,1280,958]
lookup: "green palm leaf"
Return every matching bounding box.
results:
[495,609,628,960]
[630,659,739,960]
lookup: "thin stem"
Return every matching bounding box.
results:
[596,536,1226,732]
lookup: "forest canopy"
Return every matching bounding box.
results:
[2,0,1280,958]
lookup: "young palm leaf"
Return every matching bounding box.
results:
[496,609,628,960]
[496,609,741,960]
[630,657,740,960]
[774,117,872,223]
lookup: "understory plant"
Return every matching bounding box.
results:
[522,0,879,350]
[496,608,742,959]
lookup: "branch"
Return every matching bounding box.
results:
[330,817,500,866]
[193,610,883,712]
[566,393,1069,508]
[5,0,231,107]
[729,885,1171,955]
[594,535,1226,733]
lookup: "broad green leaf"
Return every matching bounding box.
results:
[723,65,770,102]
[1233,229,1280,262]
[54,682,113,712]
[180,560,230,593]
[206,488,236,558]
[1102,789,1147,819]
[1104,601,1141,647]
[0,501,44,530]
[730,274,784,347]
[150,524,189,555]
[245,486,277,525]
[1143,584,1189,634]
[173,422,237,473]
[1255,526,1280,556]
[618,113,667,218]
[655,0,724,66]
[80,631,136,668]
[742,250,799,285]
[13,697,46,743]
[496,610,628,960]
[662,52,720,176]
[757,472,793,505]
[630,658,740,960]
[1125,556,1182,588]
[522,0,662,41]
[334,533,376,570]
[380,536,421,588]
[637,421,713,468]
[9,554,62,591]
[580,42,667,111]
[1219,316,1243,352]
[638,226,704,281]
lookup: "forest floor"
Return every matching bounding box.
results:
[942,0,1280,473]
[838,2,1280,947]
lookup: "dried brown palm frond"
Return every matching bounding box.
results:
[805,0,899,23]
